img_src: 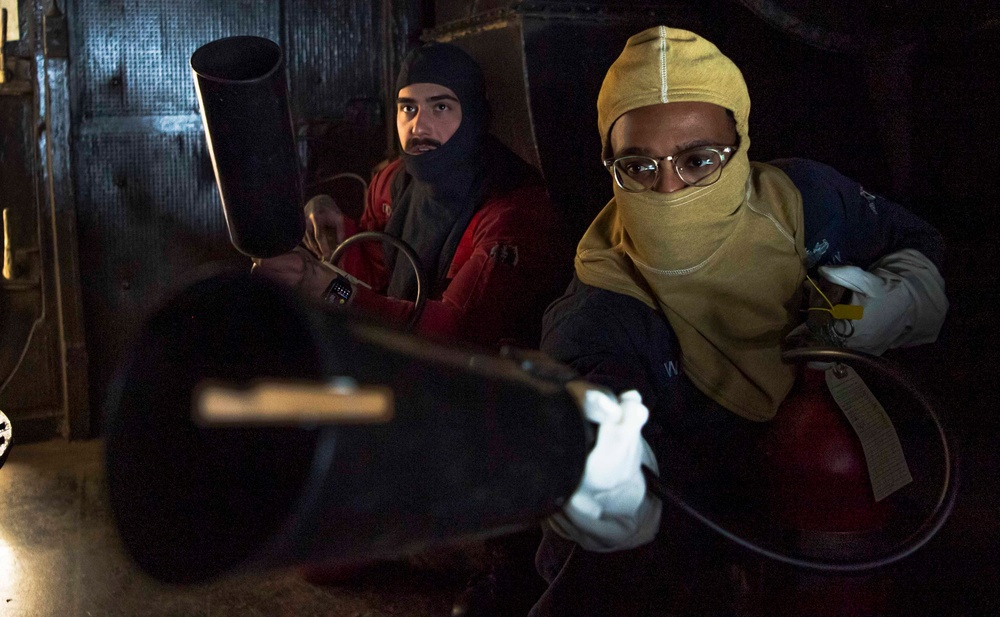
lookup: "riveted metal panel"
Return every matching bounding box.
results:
[72,129,243,408]
[71,0,280,119]
[285,0,384,121]
[65,0,412,435]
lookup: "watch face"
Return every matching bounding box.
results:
[325,276,352,305]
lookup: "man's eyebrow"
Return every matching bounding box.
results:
[674,138,716,152]
[396,94,460,105]
[616,146,653,157]
[616,139,719,158]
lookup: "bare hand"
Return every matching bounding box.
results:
[252,246,334,299]
[302,195,346,262]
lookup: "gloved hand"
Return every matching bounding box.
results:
[302,194,347,262]
[816,248,948,356]
[545,388,662,552]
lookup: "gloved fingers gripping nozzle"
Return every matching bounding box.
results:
[549,384,662,552]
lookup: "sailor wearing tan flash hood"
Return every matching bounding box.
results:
[581,26,808,421]
[531,25,947,616]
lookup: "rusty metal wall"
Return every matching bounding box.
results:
[66,0,413,434]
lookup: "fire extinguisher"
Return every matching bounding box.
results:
[642,347,956,615]
[746,361,895,616]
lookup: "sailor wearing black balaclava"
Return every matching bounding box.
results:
[253,42,572,613]
[255,42,572,350]
[384,42,532,301]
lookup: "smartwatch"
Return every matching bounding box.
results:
[323,274,354,306]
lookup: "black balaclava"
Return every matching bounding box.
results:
[383,43,490,301]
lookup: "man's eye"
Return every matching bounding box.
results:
[435,103,450,111]
[624,162,656,176]
[680,152,716,169]
[400,105,416,114]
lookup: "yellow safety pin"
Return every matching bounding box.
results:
[804,273,864,321]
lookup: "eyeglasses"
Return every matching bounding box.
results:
[603,146,734,193]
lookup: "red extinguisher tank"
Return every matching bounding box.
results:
[760,367,893,533]
[741,367,896,616]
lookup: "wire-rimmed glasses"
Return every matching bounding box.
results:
[603,146,734,193]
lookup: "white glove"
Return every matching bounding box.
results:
[545,388,662,552]
[818,248,948,356]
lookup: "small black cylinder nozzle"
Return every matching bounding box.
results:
[191,36,305,258]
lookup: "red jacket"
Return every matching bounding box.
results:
[339,159,572,350]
